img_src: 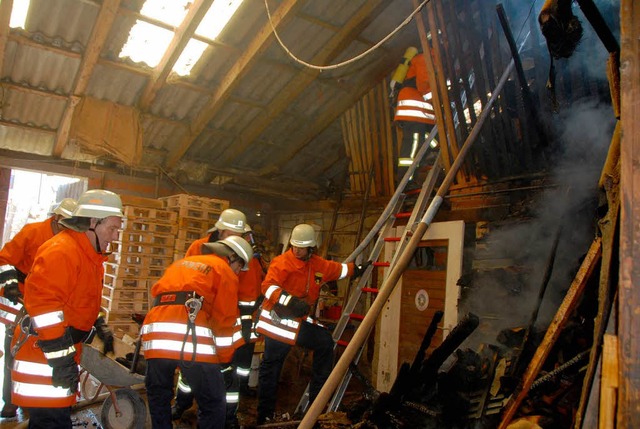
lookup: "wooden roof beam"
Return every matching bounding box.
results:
[138,0,215,111]
[0,0,13,75]
[52,0,121,157]
[163,0,301,170]
[217,0,387,166]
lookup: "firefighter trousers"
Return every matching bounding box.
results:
[257,321,334,422]
[146,358,225,429]
[3,325,14,405]
[24,406,72,429]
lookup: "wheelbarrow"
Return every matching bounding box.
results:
[79,342,147,429]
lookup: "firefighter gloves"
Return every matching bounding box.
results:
[94,316,115,355]
[0,265,21,304]
[241,319,253,343]
[287,296,311,318]
[353,260,373,278]
[38,331,79,393]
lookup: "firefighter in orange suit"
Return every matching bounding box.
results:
[142,235,253,429]
[391,48,437,185]
[0,198,76,419]
[185,208,247,257]
[10,190,122,428]
[171,208,247,427]
[255,223,369,424]
[234,224,266,397]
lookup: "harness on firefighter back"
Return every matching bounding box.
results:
[152,291,204,365]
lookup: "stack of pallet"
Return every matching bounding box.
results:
[102,199,178,337]
[160,194,230,261]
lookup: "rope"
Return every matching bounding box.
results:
[263,0,431,71]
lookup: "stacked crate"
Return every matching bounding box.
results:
[102,204,178,337]
[160,194,230,261]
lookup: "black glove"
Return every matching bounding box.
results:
[241,319,253,343]
[353,260,373,278]
[0,265,21,304]
[95,316,114,355]
[286,296,311,318]
[221,364,235,389]
[39,331,79,393]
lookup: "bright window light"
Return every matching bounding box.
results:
[10,0,30,29]
[140,0,191,27]
[119,0,243,75]
[197,0,244,40]
[173,39,208,76]
[119,20,173,67]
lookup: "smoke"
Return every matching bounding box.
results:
[460,96,615,350]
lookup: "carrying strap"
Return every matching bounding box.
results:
[152,291,201,307]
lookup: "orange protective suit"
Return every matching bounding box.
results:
[142,253,243,364]
[0,217,56,325]
[255,249,353,345]
[394,53,436,125]
[11,229,107,408]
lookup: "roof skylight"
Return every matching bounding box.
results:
[119,0,243,76]
[10,0,30,29]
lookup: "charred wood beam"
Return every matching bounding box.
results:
[496,3,549,146]
[576,0,619,54]
[417,312,480,393]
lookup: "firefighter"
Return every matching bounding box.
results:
[234,223,266,399]
[255,223,370,424]
[0,198,76,418]
[391,47,437,186]
[171,208,248,426]
[10,190,122,427]
[142,235,253,429]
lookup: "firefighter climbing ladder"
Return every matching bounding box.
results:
[295,127,442,414]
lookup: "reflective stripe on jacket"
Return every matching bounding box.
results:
[12,229,106,408]
[394,53,436,125]
[0,217,56,325]
[238,257,264,343]
[142,254,241,363]
[255,249,352,345]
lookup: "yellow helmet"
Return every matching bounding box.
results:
[290,224,317,248]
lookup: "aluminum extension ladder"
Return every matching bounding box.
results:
[295,127,442,415]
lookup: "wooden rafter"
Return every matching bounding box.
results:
[52,0,121,157]
[217,0,388,166]
[0,0,13,75]
[138,0,215,111]
[163,0,301,169]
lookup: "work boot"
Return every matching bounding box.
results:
[1,404,18,418]
[225,415,240,429]
[171,403,186,420]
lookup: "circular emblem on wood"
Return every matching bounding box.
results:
[415,289,429,311]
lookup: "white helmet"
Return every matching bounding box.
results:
[202,236,253,271]
[50,198,77,219]
[60,190,123,232]
[290,224,317,248]
[207,208,246,234]
[73,189,124,219]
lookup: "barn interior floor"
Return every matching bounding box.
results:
[0,325,366,428]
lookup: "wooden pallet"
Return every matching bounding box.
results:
[104,262,166,279]
[161,194,229,213]
[102,296,149,312]
[110,253,173,270]
[111,242,173,257]
[122,206,178,224]
[103,274,158,290]
[117,230,176,248]
[121,218,178,235]
[103,286,149,302]
[178,216,212,231]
